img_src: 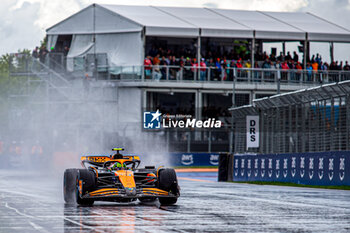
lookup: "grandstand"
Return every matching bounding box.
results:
[7,4,350,154]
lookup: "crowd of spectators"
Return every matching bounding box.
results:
[144,48,350,81]
[32,45,70,70]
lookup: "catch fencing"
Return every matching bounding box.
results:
[232,80,350,154]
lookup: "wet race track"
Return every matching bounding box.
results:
[0,170,349,232]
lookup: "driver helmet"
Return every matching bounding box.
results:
[111,162,126,170]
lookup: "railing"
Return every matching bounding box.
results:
[9,53,350,85]
[113,65,350,85]
[112,64,346,85]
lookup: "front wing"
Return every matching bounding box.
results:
[82,188,177,199]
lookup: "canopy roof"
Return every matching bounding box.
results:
[47,4,350,42]
[230,80,350,113]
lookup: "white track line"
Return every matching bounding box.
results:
[4,202,50,233]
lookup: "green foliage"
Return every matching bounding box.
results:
[0,53,10,73]
[40,35,47,48]
[0,49,32,131]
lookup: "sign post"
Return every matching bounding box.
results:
[246,115,259,150]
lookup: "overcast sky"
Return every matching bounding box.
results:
[1,0,350,62]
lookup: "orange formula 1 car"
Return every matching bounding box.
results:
[63,148,180,206]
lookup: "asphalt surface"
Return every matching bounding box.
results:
[0,170,349,232]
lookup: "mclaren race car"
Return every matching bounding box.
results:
[63,148,180,206]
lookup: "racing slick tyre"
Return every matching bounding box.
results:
[64,169,78,204]
[76,169,96,206]
[158,168,180,205]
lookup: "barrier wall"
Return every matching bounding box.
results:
[233,151,350,186]
[170,153,220,167]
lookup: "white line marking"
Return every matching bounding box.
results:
[4,202,35,219]
[0,189,47,200]
[29,221,49,233]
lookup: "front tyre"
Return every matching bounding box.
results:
[63,168,95,205]
[76,169,96,206]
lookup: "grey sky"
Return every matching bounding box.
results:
[1,0,350,62]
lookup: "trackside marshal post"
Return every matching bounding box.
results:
[246,116,259,149]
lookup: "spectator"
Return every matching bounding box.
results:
[270,53,276,62]
[63,46,69,56]
[169,56,178,79]
[262,59,271,80]
[306,63,313,81]
[311,55,315,63]
[295,61,302,81]
[191,58,199,79]
[285,52,292,61]
[262,59,271,69]
[153,61,162,81]
[277,52,284,62]
[330,61,337,70]
[144,56,153,79]
[215,58,222,81]
[315,53,322,64]
[39,46,48,64]
[200,58,207,81]
[320,62,328,71]
[224,59,231,80]
[339,61,343,70]
[183,57,192,79]
[244,59,251,68]
[236,59,243,69]
[153,54,160,65]
[262,51,269,60]
[312,61,319,71]
[160,56,168,79]
[293,51,299,62]
[295,62,302,70]
[32,47,39,58]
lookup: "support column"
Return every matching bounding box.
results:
[141,27,146,81]
[251,33,256,78]
[197,30,201,81]
[282,41,286,56]
[276,107,280,153]
[195,90,202,141]
[301,103,306,152]
[266,109,270,153]
[230,71,236,153]
[304,33,309,69]
[260,109,264,154]
[323,100,327,151]
[289,105,292,153]
[346,95,350,150]
[142,89,147,111]
[330,42,334,63]
[295,104,299,153]
[330,97,335,151]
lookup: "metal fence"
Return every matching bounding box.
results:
[231,80,350,154]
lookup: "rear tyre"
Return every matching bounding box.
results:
[64,169,78,204]
[158,168,180,205]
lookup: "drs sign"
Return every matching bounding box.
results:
[246,115,259,149]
